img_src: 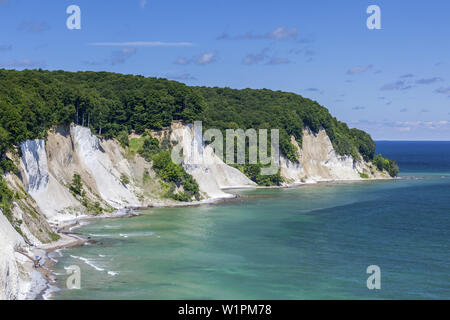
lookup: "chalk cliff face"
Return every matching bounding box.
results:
[1,122,388,300]
[15,123,385,220]
[72,126,140,208]
[279,128,387,184]
[169,122,257,199]
[17,126,148,223]
[0,212,24,300]
[0,172,54,300]
[170,123,388,189]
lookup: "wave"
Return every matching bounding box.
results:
[89,231,156,238]
[42,285,60,300]
[119,231,155,238]
[68,255,120,278]
[103,225,120,229]
[70,255,105,271]
[88,233,116,237]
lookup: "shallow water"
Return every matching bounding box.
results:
[51,142,450,299]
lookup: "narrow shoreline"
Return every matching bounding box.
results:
[32,208,142,300]
[30,176,398,300]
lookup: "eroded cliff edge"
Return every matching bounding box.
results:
[0,122,390,299]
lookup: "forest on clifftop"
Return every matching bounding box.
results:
[0,69,398,180]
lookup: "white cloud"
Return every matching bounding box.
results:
[218,27,298,41]
[18,21,51,33]
[242,49,269,65]
[165,73,197,81]
[396,121,450,129]
[415,77,443,85]
[305,88,320,92]
[175,51,217,66]
[268,27,298,40]
[90,41,193,47]
[346,64,373,75]
[350,119,450,140]
[196,51,216,65]
[435,87,450,94]
[0,44,12,51]
[111,48,137,65]
[139,0,147,8]
[174,57,190,65]
[0,59,45,68]
[242,48,290,66]
[266,57,291,65]
[380,80,411,91]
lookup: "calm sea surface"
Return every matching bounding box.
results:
[51,141,450,299]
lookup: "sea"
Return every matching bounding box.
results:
[49,141,450,299]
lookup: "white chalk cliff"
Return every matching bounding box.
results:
[279,128,386,184]
[170,122,256,199]
[0,123,388,300]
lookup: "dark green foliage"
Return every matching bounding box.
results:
[138,141,200,201]
[120,173,130,185]
[0,176,14,221]
[0,69,379,166]
[69,173,104,214]
[170,192,191,202]
[350,128,376,161]
[0,69,386,165]
[0,69,396,200]
[49,232,61,242]
[92,202,103,215]
[239,164,284,186]
[197,87,376,163]
[151,150,200,201]
[0,69,205,152]
[373,154,399,177]
[182,171,200,195]
[69,173,83,196]
[139,136,161,160]
[117,130,129,148]
[360,173,370,179]
[279,130,299,163]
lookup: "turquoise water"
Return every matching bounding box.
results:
[51,142,450,299]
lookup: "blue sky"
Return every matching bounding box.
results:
[1,0,449,140]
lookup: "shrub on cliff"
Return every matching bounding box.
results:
[373,154,399,177]
[0,177,14,222]
[140,142,200,201]
[69,173,84,196]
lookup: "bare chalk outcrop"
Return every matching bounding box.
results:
[170,122,256,199]
[280,128,388,184]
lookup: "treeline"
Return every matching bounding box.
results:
[198,87,377,163]
[0,69,397,180]
[0,69,204,164]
